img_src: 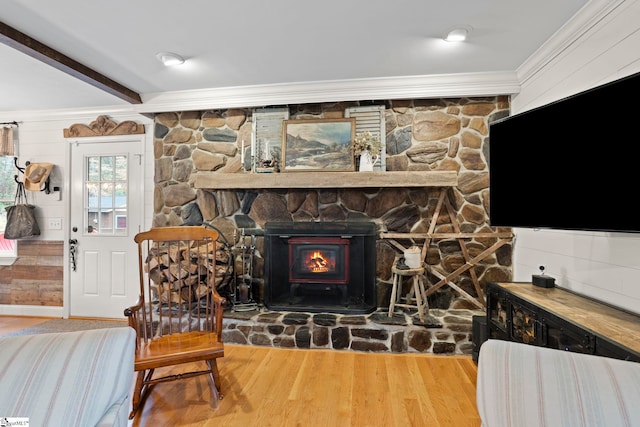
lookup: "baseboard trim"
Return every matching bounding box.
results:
[0,305,64,317]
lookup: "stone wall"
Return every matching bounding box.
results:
[152,97,513,312]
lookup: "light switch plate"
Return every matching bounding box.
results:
[48,218,62,230]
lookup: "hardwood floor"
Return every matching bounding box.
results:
[132,346,480,427]
[0,315,51,334]
[0,316,481,426]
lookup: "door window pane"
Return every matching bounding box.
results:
[100,156,114,181]
[87,157,100,181]
[86,182,99,207]
[85,155,128,235]
[101,183,114,207]
[115,156,127,181]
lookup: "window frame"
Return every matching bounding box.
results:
[0,155,18,261]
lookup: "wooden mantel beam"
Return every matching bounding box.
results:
[194,170,458,189]
[0,21,142,105]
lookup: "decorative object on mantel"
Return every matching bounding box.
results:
[352,131,381,172]
[251,108,289,174]
[251,134,279,173]
[63,115,145,137]
[281,118,355,172]
[357,149,379,172]
[345,106,386,172]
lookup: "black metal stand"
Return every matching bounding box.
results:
[231,229,258,311]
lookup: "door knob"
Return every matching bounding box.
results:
[69,239,78,271]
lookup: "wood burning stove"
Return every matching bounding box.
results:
[288,237,350,306]
[265,221,376,314]
[288,237,350,283]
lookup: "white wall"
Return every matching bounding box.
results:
[13,120,70,241]
[510,0,640,314]
[14,114,154,242]
[0,113,154,317]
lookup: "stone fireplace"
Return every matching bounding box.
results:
[264,221,377,314]
[150,98,515,355]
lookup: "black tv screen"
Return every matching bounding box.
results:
[489,71,640,233]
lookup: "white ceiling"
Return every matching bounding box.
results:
[0,0,593,116]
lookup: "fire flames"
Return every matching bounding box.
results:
[304,250,334,273]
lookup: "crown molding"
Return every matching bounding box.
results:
[517,0,626,84]
[0,71,520,122]
[0,106,150,124]
[136,71,520,113]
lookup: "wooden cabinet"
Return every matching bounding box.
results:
[487,284,542,346]
[594,335,638,361]
[541,311,593,354]
[487,282,640,362]
[509,297,539,345]
[487,285,509,341]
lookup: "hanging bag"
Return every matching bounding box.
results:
[4,181,40,239]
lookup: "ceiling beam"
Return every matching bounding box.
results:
[0,21,142,105]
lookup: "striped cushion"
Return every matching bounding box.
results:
[477,339,640,427]
[0,327,135,427]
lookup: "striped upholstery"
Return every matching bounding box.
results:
[0,327,135,427]
[477,339,640,427]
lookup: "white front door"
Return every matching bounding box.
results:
[69,138,143,319]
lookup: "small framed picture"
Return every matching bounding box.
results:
[281,118,355,172]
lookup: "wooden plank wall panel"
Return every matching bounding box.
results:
[0,240,63,306]
[18,240,63,256]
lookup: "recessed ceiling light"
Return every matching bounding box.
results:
[156,52,185,66]
[445,27,471,42]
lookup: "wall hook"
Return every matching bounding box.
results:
[13,157,54,194]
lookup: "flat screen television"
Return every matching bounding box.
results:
[488,70,640,233]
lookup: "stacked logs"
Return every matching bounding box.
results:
[144,239,231,305]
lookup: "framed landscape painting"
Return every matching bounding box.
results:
[282,118,355,171]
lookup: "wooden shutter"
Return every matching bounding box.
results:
[252,108,289,169]
[345,105,386,171]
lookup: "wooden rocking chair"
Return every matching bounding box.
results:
[124,226,226,419]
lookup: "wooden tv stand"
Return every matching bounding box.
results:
[486,281,640,362]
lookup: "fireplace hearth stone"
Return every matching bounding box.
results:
[220,307,482,355]
[264,221,377,314]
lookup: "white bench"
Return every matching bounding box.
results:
[477,339,640,427]
[0,327,135,427]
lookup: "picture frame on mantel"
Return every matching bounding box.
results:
[282,118,356,172]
